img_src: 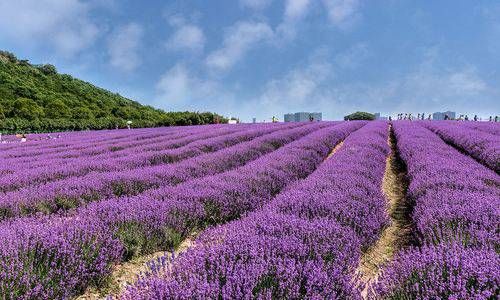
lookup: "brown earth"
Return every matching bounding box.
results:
[326,141,344,160]
[356,126,412,299]
[75,233,196,299]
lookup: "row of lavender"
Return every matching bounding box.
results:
[0,121,364,299]
[0,122,323,219]
[0,125,231,166]
[373,122,499,298]
[0,125,192,156]
[0,123,270,178]
[120,121,390,299]
[420,121,500,172]
[0,125,241,180]
[0,125,225,180]
[0,123,299,192]
[462,121,500,136]
[1,124,270,166]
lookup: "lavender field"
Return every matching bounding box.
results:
[0,121,498,299]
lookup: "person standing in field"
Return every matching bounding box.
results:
[474,115,478,121]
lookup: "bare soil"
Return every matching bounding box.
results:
[326,141,344,160]
[75,233,196,299]
[356,126,412,299]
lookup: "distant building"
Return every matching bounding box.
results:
[284,112,322,122]
[295,112,310,122]
[309,112,322,122]
[252,118,256,124]
[373,113,388,120]
[433,111,456,120]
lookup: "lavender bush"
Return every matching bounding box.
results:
[121,121,389,299]
[393,122,499,248]
[373,243,499,299]
[420,121,500,172]
[372,122,500,299]
[0,121,363,298]
[0,123,319,219]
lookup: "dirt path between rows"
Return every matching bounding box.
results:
[326,141,344,160]
[356,125,412,299]
[75,139,347,299]
[75,233,196,300]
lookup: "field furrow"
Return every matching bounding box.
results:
[356,124,413,298]
[119,121,389,299]
[1,120,497,300]
[0,123,297,192]
[372,122,499,299]
[419,121,500,172]
[0,121,365,299]
[0,122,320,219]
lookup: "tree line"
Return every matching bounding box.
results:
[0,51,227,133]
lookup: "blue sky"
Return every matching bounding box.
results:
[1,0,499,121]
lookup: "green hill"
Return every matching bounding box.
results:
[0,51,226,133]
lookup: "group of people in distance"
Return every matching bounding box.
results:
[0,133,62,144]
[396,113,430,121]
[394,113,499,122]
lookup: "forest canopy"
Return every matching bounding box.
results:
[344,111,376,121]
[0,51,227,133]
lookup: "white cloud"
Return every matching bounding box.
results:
[448,70,487,93]
[166,24,205,52]
[284,0,312,20]
[156,64,191,105]
[240,0,273,10]
[324,64,491,117]
[0,0,99,57]
[155,64,223,110]
[275,0,312,40]
[107,23,143,72]
[259,61,332,108]
[334,43,370,69]
[248,46,493,120]
[322,0,360,26]
[206,21,274,72]
[235,50,336,121]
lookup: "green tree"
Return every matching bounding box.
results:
[0,50,227,133]
[37,64,57,75]
[72,106,94,119]
[45,99,71,118]
[11,98,44,120]
[344,111,375,121]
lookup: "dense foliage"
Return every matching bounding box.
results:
[0,51,226,133]
[344,111,375,121]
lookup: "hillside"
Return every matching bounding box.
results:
[0,51,226,133]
